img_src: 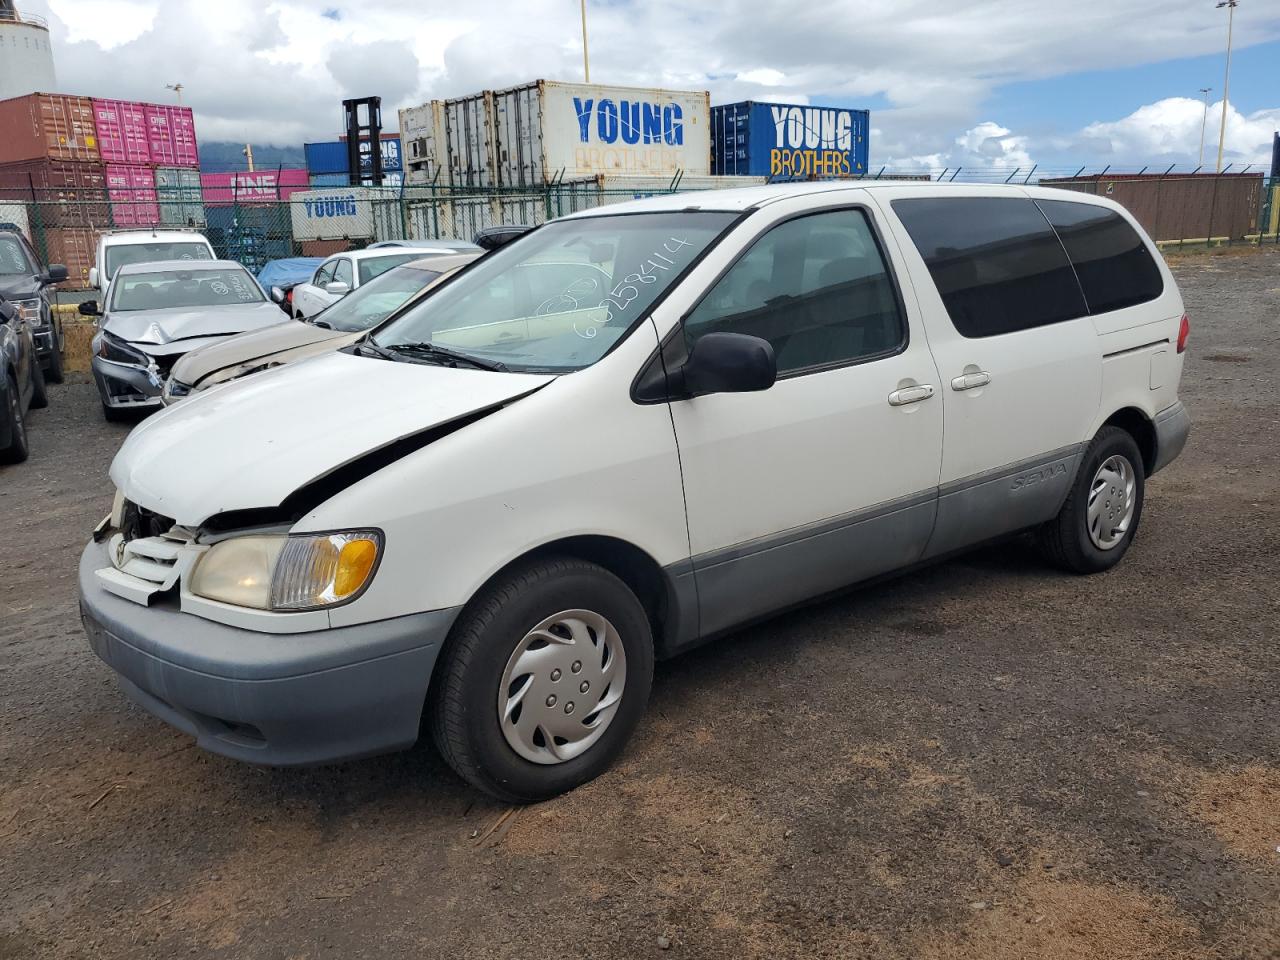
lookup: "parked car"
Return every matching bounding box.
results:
[84,259,284,421]
[79,182,1190,802]
[164,253,480,403]
[256,257,326,316]
[289,247,460,319]
[473,224,534,251]
[89,229,216,295]
[0,228,69,382]
[369,239,483,253]
[0,295,47,464]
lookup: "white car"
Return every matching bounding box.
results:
[289,247,459,319]
[78,182,1190,802]
[89,229,216,295]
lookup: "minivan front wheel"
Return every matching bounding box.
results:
[431,557,654,802]
[1038,426,1145,574]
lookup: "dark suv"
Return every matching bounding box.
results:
[0,229,69,383]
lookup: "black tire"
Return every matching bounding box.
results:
[1038,426,1145,574]
[29,355,48,409]
[43,318,64,384]
[0,370,29,465]
[430,556,655,803]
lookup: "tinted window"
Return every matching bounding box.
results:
[332,258,354,287]
[1036,200,1163,314]
[358,253,422,285]
[893,197,1087,338]
[684,209,904,374]
[0,236,32,275]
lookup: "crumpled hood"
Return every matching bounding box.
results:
[111,351,554,526]
[170,318,346,387]
[103,302,285,345]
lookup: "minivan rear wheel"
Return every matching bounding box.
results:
[1038,426,1145,574]
[430,557,654,802]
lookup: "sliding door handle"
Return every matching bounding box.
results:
[951,371,991,391]
[888,384,935,406]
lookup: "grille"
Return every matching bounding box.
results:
[120,499,176,541]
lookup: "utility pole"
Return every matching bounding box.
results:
[243,143,255,173]
[1198,87,1213,167]
[1215,0,1238,173]
[580,0,591,83]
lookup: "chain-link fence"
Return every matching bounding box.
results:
[5,173,1277,290]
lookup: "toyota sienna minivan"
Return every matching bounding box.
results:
[80,182,1190,802]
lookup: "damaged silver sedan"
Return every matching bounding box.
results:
[82,260,286,421]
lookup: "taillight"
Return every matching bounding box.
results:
[1177,314,1190,353]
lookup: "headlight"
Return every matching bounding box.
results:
[189,530,382,611]
[95,331,149,366]
[13,298,41,324]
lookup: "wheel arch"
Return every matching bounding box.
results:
[1099,406,1157,475]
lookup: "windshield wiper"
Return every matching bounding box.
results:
[378,341,508,372]
[354,338,397,361]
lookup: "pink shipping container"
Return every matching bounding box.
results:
[200,169,310,205]
[143,104,199,168]
[105,164,160,226]
[92,99,151,165]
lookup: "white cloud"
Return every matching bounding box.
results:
[1078,97,1280,168]
[888,120,1036,173]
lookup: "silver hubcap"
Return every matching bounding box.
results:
[498,609,626,765]
[1087,454,1136,550]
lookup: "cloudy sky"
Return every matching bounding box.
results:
[23,0,1280,174]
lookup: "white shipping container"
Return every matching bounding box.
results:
[400,80,711,189]
[290,187,406,242]
[0,202,31,241]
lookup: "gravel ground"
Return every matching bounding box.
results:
[2,248,1278,960]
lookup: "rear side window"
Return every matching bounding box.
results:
[893,197,1087,338]
[1035,200,1164,314]
[683,208,905,375]
[332,258,354,287]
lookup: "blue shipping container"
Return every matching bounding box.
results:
[304,137,403,175]
[711,102,869,179]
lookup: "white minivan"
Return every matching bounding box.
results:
[79,182,1190,801]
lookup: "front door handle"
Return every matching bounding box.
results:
[951,371,991,391]
[888,384,935,406]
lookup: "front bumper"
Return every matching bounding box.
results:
[90,355,164,410]
[1151,401,1191,476]
[78,540,459,765]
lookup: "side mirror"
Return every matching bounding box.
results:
[324,281,351,297]
[679,332,776,398]
[78,300,101,317]
[43,264,68,283]
[88,267,100,289]
[270,285,286,303]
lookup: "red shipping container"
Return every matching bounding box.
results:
[0,93,100,164]
[200,169,309,205]
[0,159,109,227]
[40,226,101,289]
[144,104,176,166]
[105,164,159,226]
[92,99,151,165]
[170,106,199,167]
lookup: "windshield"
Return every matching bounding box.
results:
[110,267,266,312]
[358,253,423,285]
[312,264,443,332]
[105,242,213,279]
[372,212,736,373]
[0,236,32,276]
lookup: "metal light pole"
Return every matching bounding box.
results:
[580,0,590,83]
[1215,0,1238,173]
[1198,87,1212,167]
[166,82,183,104]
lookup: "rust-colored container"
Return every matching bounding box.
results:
[0,160,110,228]
[0,93,100,164]
[38,226,101,289]
[299,238,354,257]
[1040,173,1266,243]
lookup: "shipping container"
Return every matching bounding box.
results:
[0,92,99,164]
[141,104,199,168]
[289,187,381,242]
[401,81,711,189]
[0,159,109,227]
[91,99,151,164]
[154,166,205,226]
[205,204,294,272]
[300,238,360,257]
[104,164,159,227]
[400,101,446,184]
[711,101,869,178]
[0,202,31,241]
[1040,173,1266,243]
[36,226,101,288]
[201,169,310,205]
[306,135,403,176]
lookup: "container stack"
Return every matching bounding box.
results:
[0,91,202,286]
[711,101,869,178]
[304,134,403,187]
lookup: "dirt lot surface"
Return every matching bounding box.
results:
[2,248,1278,959]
